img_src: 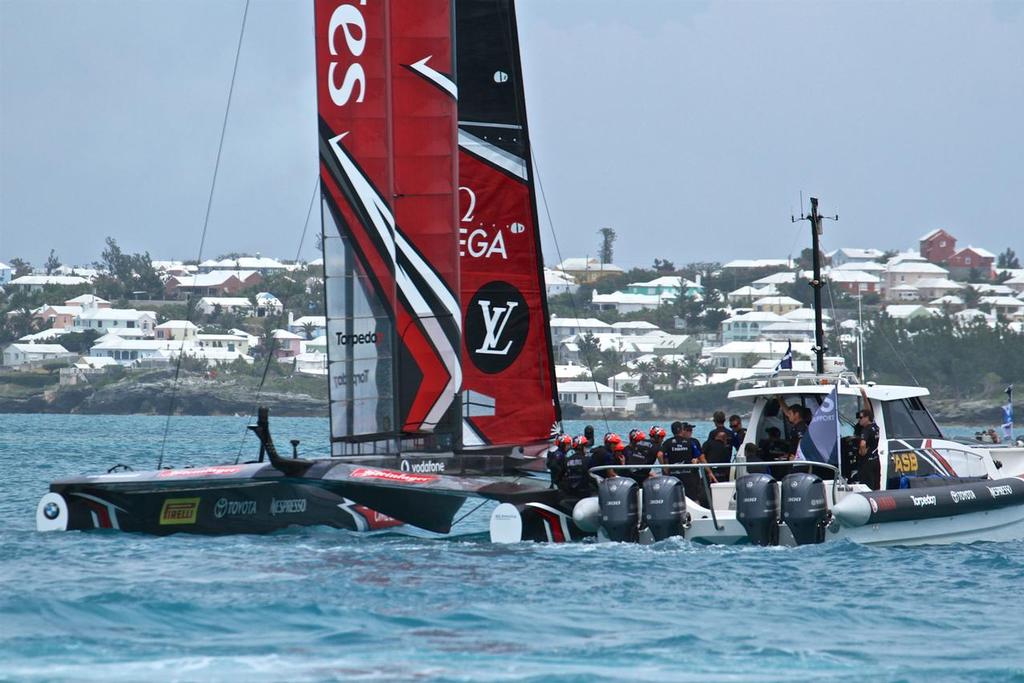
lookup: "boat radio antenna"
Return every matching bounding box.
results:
[792,197,838,374]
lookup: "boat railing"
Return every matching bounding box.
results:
[588,461,843,531]
[733,370,861,392]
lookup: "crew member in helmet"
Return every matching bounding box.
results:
[546,434,573,490]
[589,433,624,479]
[558,436,593,496]
[649,425,667,454]
[658,421,716,505]
[622,428,657,484]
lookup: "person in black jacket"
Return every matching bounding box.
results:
[657,421,716,505]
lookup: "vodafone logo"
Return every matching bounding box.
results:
[350,467,439,485]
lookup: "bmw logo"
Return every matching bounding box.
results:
[43,502,60,520]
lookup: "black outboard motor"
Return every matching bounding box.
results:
[780,472,829,545]
[642,476,687,541]
[598,477,639,542]
[735,473,779,546]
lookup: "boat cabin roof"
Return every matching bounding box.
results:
[728,372,930,402]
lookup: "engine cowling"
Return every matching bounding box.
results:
[598,476,639,542]
[780,472,829,545]
[642,476,687,541]
[735,473,779,546]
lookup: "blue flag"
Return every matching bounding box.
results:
[797,386,840,465]
[773,340,793,375]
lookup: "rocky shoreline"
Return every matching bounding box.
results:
[0,378,326,417]
[0,379,1007,426]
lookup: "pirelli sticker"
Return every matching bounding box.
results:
[160,497,200,525]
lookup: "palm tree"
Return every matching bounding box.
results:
[633,360,656,395]
[301,321,317,340]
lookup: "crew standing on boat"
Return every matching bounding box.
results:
[658,421,716,505]
[589,433,623,479]
[702,428,733,482]
[852,410,881,489]
[558,436,593,496]
[546,434,573,489]
[728,414,746,452]
[623,429,657,484]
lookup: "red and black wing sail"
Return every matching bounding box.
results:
[456,0,561,448]
[315,0,460,453]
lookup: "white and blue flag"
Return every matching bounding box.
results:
[1003,385,1014,440]
[796,385,841,465]
[772,340,793,375]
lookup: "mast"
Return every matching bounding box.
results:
[794,197,836,374]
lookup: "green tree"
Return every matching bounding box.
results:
[44,249,61,275]
[8,257,32,278]
[652,258,675,274]
[597,227,616,265]
[997,248,1020,270]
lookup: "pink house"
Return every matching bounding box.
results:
[272,329,303,358]
[33,305,80,329]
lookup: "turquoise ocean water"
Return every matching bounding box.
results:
[2,413,1023,682]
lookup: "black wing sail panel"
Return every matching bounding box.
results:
[456,0,561,448]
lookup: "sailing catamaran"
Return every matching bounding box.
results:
[36,0,1024,546]
[37,0,573,537]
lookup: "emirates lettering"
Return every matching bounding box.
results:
[327,2,367,106]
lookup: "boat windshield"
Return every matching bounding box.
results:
[880,397,943,439]
[754,393,863,446]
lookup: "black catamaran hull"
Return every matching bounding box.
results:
[37,456,571,536]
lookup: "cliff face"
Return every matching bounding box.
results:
[0,378,326,417]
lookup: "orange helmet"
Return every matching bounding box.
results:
[604,432,622,448]
[649,425,666,440]
[555,434,573,449]
[572,435,589,449]
[628,428,644,443]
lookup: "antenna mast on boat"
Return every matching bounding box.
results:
[793,197,838,374]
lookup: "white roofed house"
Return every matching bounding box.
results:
[726,285,778,306]
[548,316,613,345]
[828,248,885,267]
[288,314,327,339]
[198,256,291,275]
[71,308,157,336]
[720,311,788,343]
[271,329,303,358]
[543,268,579,297]
[0,261,12,285]
[624,275,703,300]
[884,260,949,299]
[65,294,110,309]
[154,320,199,341]
[979,296,1024,319]
[7,275,90,292]
[195,297,254,317]
[883,304,937,321]
[590,290,671,314]
[164,270,262,299]
[556,380,650,415]
[2,343,75,368]
[1003,274,1024,294]
[610,320,660,336]
[751,271,797,287]
[827,269,882,295]
[914,277,963,302]
[706,340,813,370]
[751,295,802,315]
[887,284,921,302]
[195,333,251,356]
[554,257,625,283]
[32,305,81,330]
[254,292,284,318]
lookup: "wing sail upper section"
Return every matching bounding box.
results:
[456,0,560,448]
[315,0,459,452]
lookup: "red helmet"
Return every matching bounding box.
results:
[628,428,644,443]
[555,434,573,449]
[572,435,589,449]
[649,425,666,439]
[604,432,622,448]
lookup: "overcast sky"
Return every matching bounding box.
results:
[2,0,1022,270]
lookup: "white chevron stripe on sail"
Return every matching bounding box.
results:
[328,132,459,430]
[458,129,527,180]
[407,56,458,99]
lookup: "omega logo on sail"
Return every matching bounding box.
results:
[327,1,368,106]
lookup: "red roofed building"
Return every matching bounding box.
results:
[919,229,957,264]
[946,246,996,280]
